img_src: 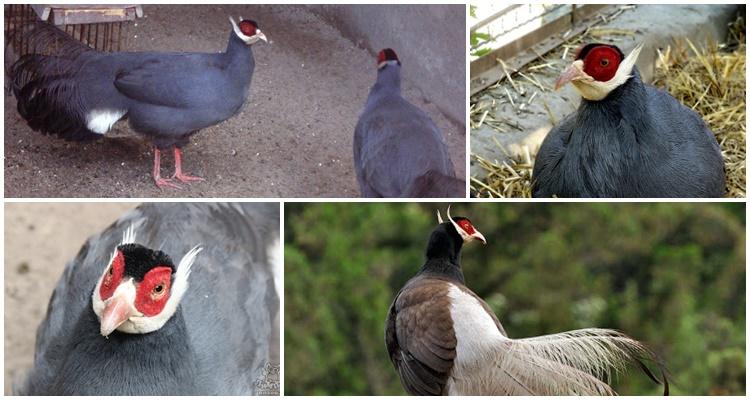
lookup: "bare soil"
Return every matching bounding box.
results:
[4,4,465,198]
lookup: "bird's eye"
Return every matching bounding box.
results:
[600,59,609,67]
[108,266,113,276]
[153,284,163,294]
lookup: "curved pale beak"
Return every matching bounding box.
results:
[100,291,135,337]
[471,230,487,245]
[555,59,586,90]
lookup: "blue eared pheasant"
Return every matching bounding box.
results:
[10,17,267,189]
[16,203,280,395]
[385,207,668,395]
[353,49,464,198]
[532,43,725,197]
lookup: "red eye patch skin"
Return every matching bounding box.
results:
[456,218,477,235]
[99,251,125,301]
[239,20,258,36]
[377,48,401,66]
[579,45,623,82]
[134,267,173,317]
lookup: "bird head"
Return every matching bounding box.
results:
[229,16,268,45]
[436,205,486,245]
[555,43,643,101]
[377,48,401,70]
[91,226,202,337]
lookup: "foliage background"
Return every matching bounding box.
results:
[284,203,745,395]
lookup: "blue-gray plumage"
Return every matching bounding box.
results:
[10,18,267,188]
[16,203,280,395]
[532,44,725,198]
[353,49,462,198]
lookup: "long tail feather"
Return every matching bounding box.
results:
[8,22,101,141]
[492,328,668,395]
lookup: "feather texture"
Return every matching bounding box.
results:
[448,328,667,395]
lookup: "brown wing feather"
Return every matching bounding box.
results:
[385,277,457,395]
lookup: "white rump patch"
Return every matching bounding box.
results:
[86,109,126,134]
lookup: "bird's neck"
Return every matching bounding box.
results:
[224,33,253,66]
[581,68,648,120]
[368,65,401,103]
[419,225,466,284]
[54,303,200,395]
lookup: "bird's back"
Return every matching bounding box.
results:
[355,95,456,197]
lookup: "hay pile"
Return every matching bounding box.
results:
[472,13,746,198]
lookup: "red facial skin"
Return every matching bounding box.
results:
[99,251,125,300]
[134,267,172,317]
[581,46,622,82]
[377,49,399,65]
[456,219,476,235]
[239,20,257,36]
[99,250,172,317]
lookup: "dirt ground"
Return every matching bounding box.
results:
[4,4,466,198]
[4,203,136,394]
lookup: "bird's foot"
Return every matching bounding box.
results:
[154,177,182,190]
[172,172,205,183]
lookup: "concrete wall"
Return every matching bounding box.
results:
[309,4,466,124]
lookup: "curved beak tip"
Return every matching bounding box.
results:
[99,296,132,337]
[473,232,487,245]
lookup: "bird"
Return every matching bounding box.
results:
[9,17,267,189]
[15,203,280,395]
[532,42,725,198]
[385,207,668,395]
[353,48,463,198]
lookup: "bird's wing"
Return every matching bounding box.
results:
[353,119,384,197]
[531,114,577,197]
[403,170,465,198]
[355,100,454,197]
[387,280,457,395]
[453,328,668,395]
[113,56,225,109]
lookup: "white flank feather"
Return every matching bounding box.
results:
[447,285,664,395]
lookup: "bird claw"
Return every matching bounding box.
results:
[172,172,205,183]
[154,177,182,190]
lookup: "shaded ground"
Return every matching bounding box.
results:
[4,4,465,198]
[4,203,136,394]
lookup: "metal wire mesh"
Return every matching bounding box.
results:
[4,4,129,58]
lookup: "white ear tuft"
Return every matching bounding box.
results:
[121,224,136,245]
[175,244,202,286]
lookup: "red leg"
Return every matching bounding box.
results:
[152,147,181,189]
[172,147,204,183]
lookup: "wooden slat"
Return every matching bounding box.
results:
[470,4,609,95]
[30,4,142,25]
